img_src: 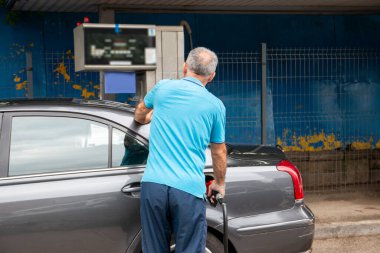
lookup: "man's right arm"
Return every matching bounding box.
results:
[134,81,162,124]
[134,101,153,124]
[209,142,227,198]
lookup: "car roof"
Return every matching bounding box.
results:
[0,98,151,140]
[0,98,135,112]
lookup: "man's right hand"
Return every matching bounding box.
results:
[207,180,225,205]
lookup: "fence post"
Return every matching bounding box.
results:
[26,51,34,98]
[261,43,267,145]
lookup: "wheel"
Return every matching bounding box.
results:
[170,232,224,253]
[205,232,224,253]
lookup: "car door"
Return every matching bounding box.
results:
[0,112,147,253]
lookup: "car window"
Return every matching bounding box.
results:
[9,116,109,176]
[112,128,148,167]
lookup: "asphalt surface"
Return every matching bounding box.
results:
[305,190,380,252]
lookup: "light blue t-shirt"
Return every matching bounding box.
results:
[142,77,226,198]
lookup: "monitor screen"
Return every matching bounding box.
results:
[84,27,156,66]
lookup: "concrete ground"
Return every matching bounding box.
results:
[304,190,380,252]
[313,235,380,253]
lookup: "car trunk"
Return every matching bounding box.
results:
[207,144,296,218]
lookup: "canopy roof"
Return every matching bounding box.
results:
[6,0,380,13]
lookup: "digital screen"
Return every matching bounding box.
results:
[84,27,156,66]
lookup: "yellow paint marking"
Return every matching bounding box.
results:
[277,129,342,152]
[16,81,28,90]
[72,84,82,90]
[54,62,71,82]
[13,75,21,82]
[65,50,75,60]
[81,88,95,99]
[72,83,97,99]
[351,137,373,150]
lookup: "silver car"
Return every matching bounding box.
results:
[0,99,314,253]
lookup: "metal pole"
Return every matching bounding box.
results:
[261,43,267,145]
[99,6,115,101]
[99,71,104,100]
[26,51,34,98]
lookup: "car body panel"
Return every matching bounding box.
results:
[218,166,294,218]
[0,111,9,177]
[221,204,314,253]
[0,168,143,253]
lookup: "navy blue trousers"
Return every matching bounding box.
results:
[140,182,207,253]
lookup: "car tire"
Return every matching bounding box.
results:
[205,232,224,253]
[170,232,224,253]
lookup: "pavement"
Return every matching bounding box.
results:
[305,190,380,239]
[312,235,380,253]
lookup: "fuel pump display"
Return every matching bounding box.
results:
[74,23,157,71]
[85,27,156,66]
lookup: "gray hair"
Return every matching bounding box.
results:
[186,47,218,77]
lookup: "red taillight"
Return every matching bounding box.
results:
[277,160,304,200]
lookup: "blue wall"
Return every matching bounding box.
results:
[3,10,380,58]
[0,9,99,99]
[1,8,380,148]
[115,13,380,50]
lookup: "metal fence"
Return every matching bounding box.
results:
[208,52,262,144]
[0,50,101,100]
[208,47,380,192]
[266,48,380,192]
[44,50,100,99]
[1,46,380,192]
[0,51,29,99]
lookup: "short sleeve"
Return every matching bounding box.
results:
[144,80,170,108]
[143,82,162,109]
[210,102,226,143]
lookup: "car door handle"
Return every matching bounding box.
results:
[122,185,141,194]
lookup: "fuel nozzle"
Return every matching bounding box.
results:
[205,177,228,253]
[205,178,223,207]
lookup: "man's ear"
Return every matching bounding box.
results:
[207,72,216,83]
[183,63,188,77]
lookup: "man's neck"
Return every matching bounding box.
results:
[185,72,208,86]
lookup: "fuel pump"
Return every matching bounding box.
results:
[74,23,184,101]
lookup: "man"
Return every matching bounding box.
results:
[134,47,227,253]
